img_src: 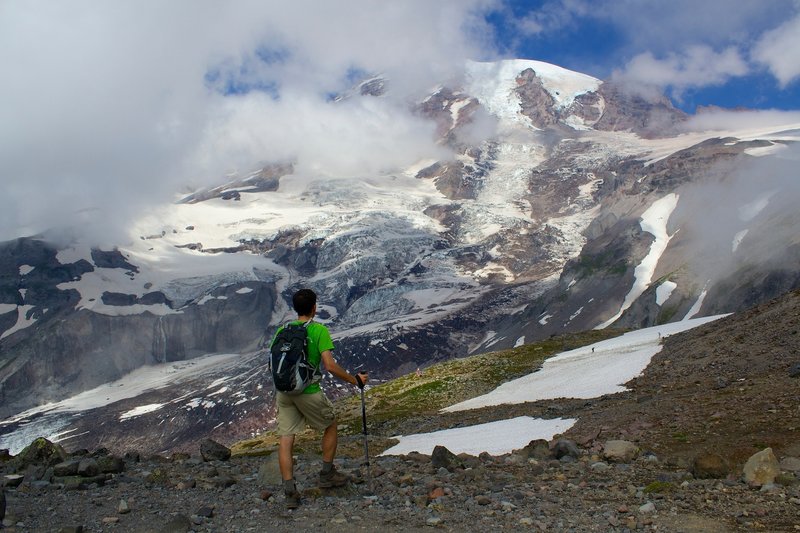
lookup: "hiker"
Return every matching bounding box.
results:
[271,288,368,509]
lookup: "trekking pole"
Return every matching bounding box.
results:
[355,374,371,491]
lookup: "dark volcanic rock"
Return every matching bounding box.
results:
[200,439,231,462]
[90,248,139,272]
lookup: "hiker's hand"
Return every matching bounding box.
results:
[355,372,368,389]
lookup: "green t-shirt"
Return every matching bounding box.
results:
[271,320,334,394]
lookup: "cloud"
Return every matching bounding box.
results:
[613,45,749,101]
[507,0,797,97]
[752,13,800,87]
[513,0,590,36]
[682,108,800,132]
[0,0,499,244]
[672,143,800,284]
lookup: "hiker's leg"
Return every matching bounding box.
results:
[321,420,338,462]
[279,434,295,481]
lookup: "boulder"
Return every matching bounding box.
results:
[53,460,81,477]
[12,438,67,471]
[602,440,640,463]
[743,448,780,486]
[779,457,800,472]
[431,445,462,472]
[692,453,730,479]
[552,439,581,460]
[199,439,231,462]
[257,454,282,486]
[519,439,551,460]
[77,459,100,478]
[96,455,125,474]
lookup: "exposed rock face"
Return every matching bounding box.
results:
[0,247,278,417]
[594,82,687,136]
[515,68,559,129]
[416,160,485,200]
[179,162,293,204]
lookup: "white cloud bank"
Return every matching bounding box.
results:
[0,1,498,244]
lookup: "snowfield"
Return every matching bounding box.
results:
[382,315,725,456]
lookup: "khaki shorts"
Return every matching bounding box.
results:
[276,390,336,436]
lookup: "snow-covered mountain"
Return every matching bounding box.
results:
[1,59,798,453]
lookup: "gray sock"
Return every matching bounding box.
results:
[283,479,296,493]
[321,461,334,474]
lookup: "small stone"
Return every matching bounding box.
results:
[427,487,445,502]
[590,461,610,472]
[602,440,639,463]
[259,489,273,501]
[195,506,214,518]
[426,517,442,526]
[4,475,23,488]
[118,500,130,514]
[101,517,120,524]
[475,495,492,505]
[639,502,656,514]
[692,452,730,479]
[780,457,800,472]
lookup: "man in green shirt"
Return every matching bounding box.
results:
[272,288,368,509]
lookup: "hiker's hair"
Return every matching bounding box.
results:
[293,289,317,316]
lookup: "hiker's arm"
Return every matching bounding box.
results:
[320,350,368,386]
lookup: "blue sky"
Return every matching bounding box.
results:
[1,1,799,242]
[487,0,800,112]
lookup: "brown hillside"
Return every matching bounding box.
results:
[566,288,800,468]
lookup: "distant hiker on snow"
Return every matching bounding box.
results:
[269,288,368,509]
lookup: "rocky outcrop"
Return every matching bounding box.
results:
[178,162,293,204]
[0,268,277,417]
[594,82,687,136]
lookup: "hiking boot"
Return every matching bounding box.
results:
[284,490,301,509]
[319,465,350,488]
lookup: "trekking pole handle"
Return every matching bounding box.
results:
[355,372,365,389]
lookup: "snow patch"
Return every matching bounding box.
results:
[445,315,724,413]
[597,194,679,328]
[381,416,576,456]
[732,229,748,253]
[0,305,36,340]
[120,403,164,421]
[656,281,677,306]
[235,287,254,294]
[19,265,35,276]
[744,143,787,157]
